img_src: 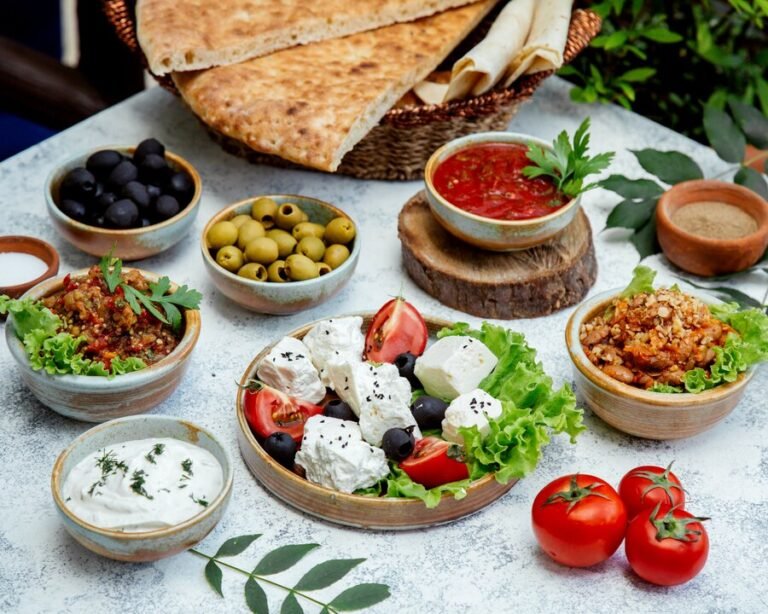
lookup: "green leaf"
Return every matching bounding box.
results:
[704,105,747,163]
[640,27,683,43]
[205,560,224,597]
[294,559,366,591]
[99,251,122,293]
[632,149,703,184]
[630,217,660,259]
[245,576,269,614]
[603,31,628,50]
[682,279,764,310]
[735,167,768,200]
[215,534,262,558]
[620,266,657,298]
[728,99,768,149]
[329,584,391,611]
[605,199,656,229]
[252,544,320,576]
[280,593,303,614]
[600,175,664,199]
[619,67,657,83]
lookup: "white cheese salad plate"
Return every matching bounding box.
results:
[235,300,584,530]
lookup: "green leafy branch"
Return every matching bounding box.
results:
[191,534,391,613]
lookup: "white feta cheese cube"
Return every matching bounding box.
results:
[256,337,325,404]
[441,389,503,444]
[302,317,365,386]
[357,363,421,447]
[295,415,389,493]
[414,336,498,400]
[325,360,372,416]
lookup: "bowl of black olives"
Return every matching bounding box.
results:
[201,194,360,314]
[46,138,201,261]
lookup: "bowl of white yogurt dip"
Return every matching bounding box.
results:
[51,415,233,562]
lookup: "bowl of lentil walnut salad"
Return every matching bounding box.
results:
[566,266,768,440]
[1,254,201,422]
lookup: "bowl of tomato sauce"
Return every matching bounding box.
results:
[424,132,581,251]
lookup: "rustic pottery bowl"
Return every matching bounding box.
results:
[236,313,517,529]
[5,268,201,422]
[51,415,233,562]
[566,289,754,440]
[0,235,59,299]
[46,146,202,261]
[201,195,360,315]
[423,132,581,251]
[656,179,768,277]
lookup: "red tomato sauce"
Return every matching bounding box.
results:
[432,143,567,220]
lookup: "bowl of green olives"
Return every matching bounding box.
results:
[201,195,360,314]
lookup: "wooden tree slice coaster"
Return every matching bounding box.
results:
[398,191,597,319]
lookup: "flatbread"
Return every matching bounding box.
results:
[137,0,484,75]
[173,1,497,172]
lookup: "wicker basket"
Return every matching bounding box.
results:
[103,2,600,180]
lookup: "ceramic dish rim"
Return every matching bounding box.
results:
[0,235,60,295]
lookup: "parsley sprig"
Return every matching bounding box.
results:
[523,117,615,200]
[99,252,201,332]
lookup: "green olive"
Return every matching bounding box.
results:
[215,245,244,272]
[323,244,350,269]
[296,236,326,262]
[251,198,279,228]
[266,228,297,258]
[275,203,305,230]
[237,219,266,250]
[244,237,279,265]
[316,262,332,276]
[285,254,319,281]
[298,211,309,223]
[229,214,253,229]
[324,217,356,245]
[291,222,326,241]
[237,262,268,281]
[267,260,289,283]
[207,221,238,249]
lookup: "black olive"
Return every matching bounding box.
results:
[60,167,97,201]
[85,149,122,177]
[154,194,180,220]
[123,181,151,209]
[166,171,194,204]
[323,399,357,422]
[381,427,416,462]
[93,191,117,215]
[105,199,139,228]
[133,138,165,163]
[138,153,169,184]
[141,217,152,228]
[146,184,162,202]
[394,352,421,389]
[59,199,88,222]
[411,396,448,430]
[108,160,139,189]
[262,432,297,469]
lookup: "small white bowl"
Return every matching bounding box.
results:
[51,415,233,562]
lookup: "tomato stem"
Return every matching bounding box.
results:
[544,474,611,512]
[649,502,710,543]
[631,461,686,507]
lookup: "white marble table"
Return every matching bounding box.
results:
[1,78,766,614]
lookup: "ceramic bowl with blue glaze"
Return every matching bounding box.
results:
[201,195,360,314]
[423,132,581,251]
[51,415,233,562]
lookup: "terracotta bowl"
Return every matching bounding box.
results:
[201,195,360,315]
[566,289,754,440]
[423,132,581,251]
[0,236,59,299]
[236,314,517,529]
[46,146,202,261]
[51,415,233,562]
[656,179,768,277]
[5,268,201,422]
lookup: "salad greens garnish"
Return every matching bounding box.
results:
[523,117,615,200]
[191,533,390,613]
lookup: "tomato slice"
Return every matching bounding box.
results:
[364,297,428,363]
[244,384,323,443]
[399,437,469,488]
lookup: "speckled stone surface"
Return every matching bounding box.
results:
[1,78,766,613]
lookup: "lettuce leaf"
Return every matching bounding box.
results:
[357,465,472,509]
[619,265,657,298]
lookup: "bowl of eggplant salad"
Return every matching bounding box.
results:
[235,297,584,529]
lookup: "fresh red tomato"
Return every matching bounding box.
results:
[399,437,469,488]
[619,463,685,519]
[531,474,627,567]
[625,504,709,586]
[364,297,428,363]
[243,383,323,443]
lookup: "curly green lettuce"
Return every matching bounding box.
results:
[357,465,472,509]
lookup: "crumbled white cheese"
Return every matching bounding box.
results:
[256,337,325,404]
[414,336,498,400]
[295,415,389,493]
[441,389,502,444]
[302,317,365,386]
